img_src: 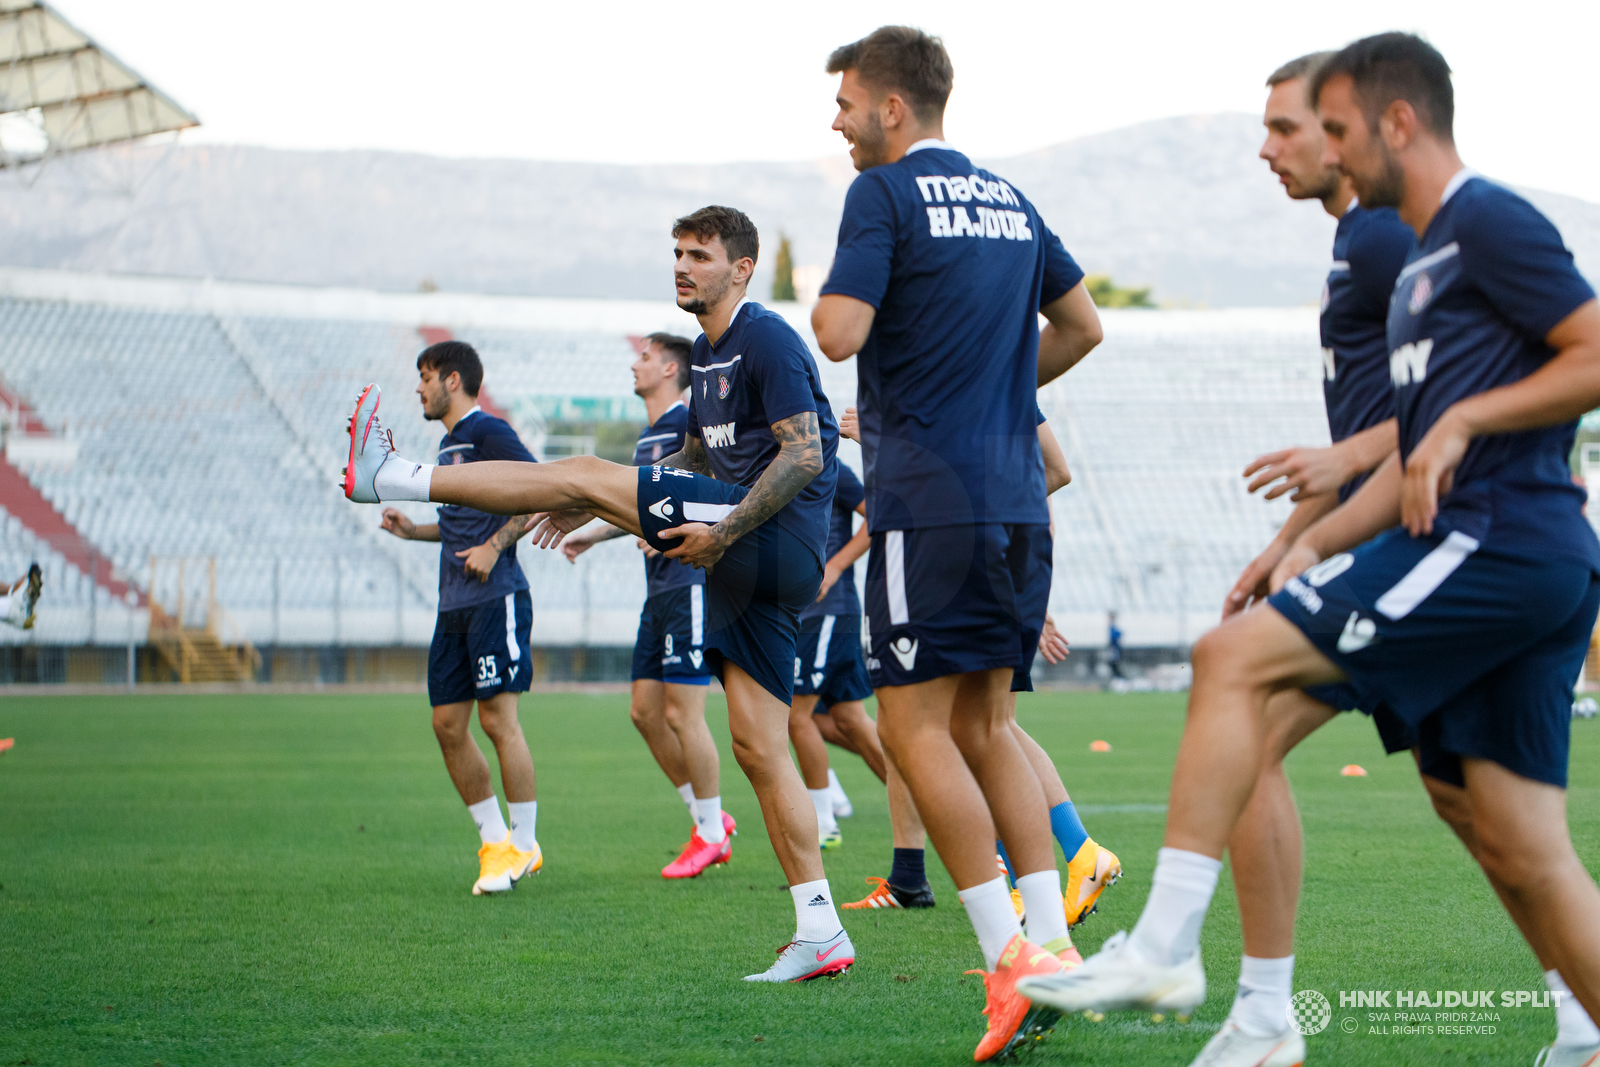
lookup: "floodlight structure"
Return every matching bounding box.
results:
[0,0,197,169]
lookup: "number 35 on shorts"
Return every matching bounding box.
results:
[476,655,498,683]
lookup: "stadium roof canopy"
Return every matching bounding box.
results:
[0,0,197,166]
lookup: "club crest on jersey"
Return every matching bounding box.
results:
[1408,272,1433,314]
[717,373,732,399]
[651,444,663,461]
[450,452,464,465]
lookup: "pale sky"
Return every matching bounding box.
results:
[50,0,1600,204]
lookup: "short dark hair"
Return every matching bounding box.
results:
[645,332,693,390]
[1311,32,1453,140]
[827,26,953,123]
[417,340,483,397]
[1267,51,1334,89]
[672,205,759,266]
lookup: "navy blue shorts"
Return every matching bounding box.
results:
[638,466,822,705]
[794,613,873,710]
[1300,682,1418,755]
[1269,527,1600,788]
[631,585,711,685]
[865,523,1052,688]
[429,590,533,706]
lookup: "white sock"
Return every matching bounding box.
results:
[790,878,842,942]
[1017,869,1070,948]
[1130,847,1223,966]
[828,767,847,797]
[676,782,699,822]
[1548,969,1600,1047]
[810,788,838,836]
[695,794,726,845]
[466,795,507,844]
[959,875,1024,971]
[1231,955,1294,1037]
[374,458,434,502]
[507,800,537,851]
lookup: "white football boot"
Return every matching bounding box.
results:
[828,768,853,819]
[343,384,394,504]
[1537,1044,1600,1067]
[1189,1020,1306,1066]
[1015,930,1206,1015]
[742,929,855,982]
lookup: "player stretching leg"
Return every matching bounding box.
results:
[0,563,42,630]
[560,333,736,878]
[1020,39,1600,1059]
[788,457,875,851]
[813,28,1103,1060]
[348,206,855,981]
[378,342,542,896]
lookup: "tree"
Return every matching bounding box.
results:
[771,234,796,302]
[1084,273,1155,309]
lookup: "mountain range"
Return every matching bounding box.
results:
[2,112,1597,307]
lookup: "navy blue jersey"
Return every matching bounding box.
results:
[801,461,866,620]
[685,300,839,563]
[1388,173,1598,567]
[632,402,704,597]
[821,142,1084,531]
[435,409,535,611]
[1322,203,1414,500]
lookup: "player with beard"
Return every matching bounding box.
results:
[812,26,1104,1059]
[1019,38,1600,1067]
[347,205,856,982]
[378,342,543,896]
[559,332,737,878]
[1168,51,1416,1065]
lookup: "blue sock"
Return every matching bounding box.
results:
[889,847,926,888]
[1050,801,1090,860]
[995,839,1016,886]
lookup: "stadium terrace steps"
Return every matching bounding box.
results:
[0,455,140,605]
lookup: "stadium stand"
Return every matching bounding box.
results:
[7,265,1508,675]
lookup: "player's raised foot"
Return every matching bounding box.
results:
[663,830,731,879]
[508,841,542,883]
[20,563,41,629]
[969,934,1065,1062]
[1064,838,1122,928]
[342,384,395,503]
[1536,1044,1600,1067]
[1015,930,1205,1016]
[742,929,854,982]
[820,827,843,851]
[841,876,936,910]
[472,836,528,896]
[1188,1020,1305,1067]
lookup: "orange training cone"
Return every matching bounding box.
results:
[1340,764,1367,777]
[1090,740,1112,752]
[0,738,13,754]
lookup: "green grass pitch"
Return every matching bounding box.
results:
[3,690,1598,1065]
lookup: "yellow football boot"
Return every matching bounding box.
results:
[1063,838,1122,928]
[473,836,541,895]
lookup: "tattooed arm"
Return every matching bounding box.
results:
[659,412,824,570]
[456,514,533,582]
[657,435,714,477]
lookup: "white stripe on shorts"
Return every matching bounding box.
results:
[815,615,835,669]
[885,530,909,626]
[684,501,735,523]
[1374,530,1480,621]
[690,584,703,646]
[504,592,521,661]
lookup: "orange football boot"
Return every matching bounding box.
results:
[968,934,1064,1061]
